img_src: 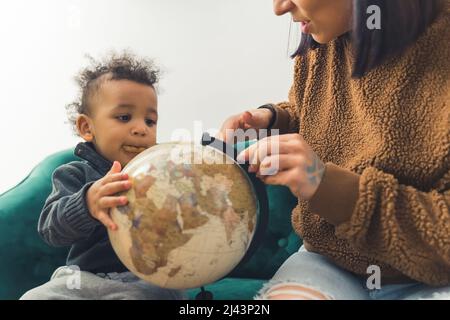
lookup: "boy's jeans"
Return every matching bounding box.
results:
[20,265,186,300]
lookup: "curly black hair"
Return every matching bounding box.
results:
[66,51,160,135]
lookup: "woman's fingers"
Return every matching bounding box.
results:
[259,167,305,197]
[223,112,259,143]
[218,109,273,144]
[241,111,255,126]
[259,154,326,200]
[258,169,293,187]
[237,135,295,166]
[257,154,301,175]
[243,109,272,129]
[217,116,240,143]
[96,210,118,231]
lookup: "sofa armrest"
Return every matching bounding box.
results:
[0,149,78,299]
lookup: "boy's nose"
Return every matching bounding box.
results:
[131,123,147,136]
[273,0,295,16]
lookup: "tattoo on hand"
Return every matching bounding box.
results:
[306,157,325,186]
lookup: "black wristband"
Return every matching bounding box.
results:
[257,104,277,130]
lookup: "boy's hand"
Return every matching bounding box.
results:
[86,161,131,231]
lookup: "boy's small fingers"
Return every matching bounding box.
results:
[108,161,122,174]
[96,211,117,231]
[100,180,132,196]
[98,196,128,208]
[102,172,129,185]
[107,161,116,173]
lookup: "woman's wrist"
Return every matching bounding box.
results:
[257,104,277,129]
[259,105,291,134]
[307,163,360,226]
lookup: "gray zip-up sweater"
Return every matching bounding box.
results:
[38,142,127,273]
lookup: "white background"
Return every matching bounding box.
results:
[0,0,295,194]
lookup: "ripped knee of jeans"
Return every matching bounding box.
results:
[255,281,335,300]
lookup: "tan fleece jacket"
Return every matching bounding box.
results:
[272,6,450,286]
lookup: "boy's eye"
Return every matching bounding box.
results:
[117,115,131,122]
[145,119,156,127]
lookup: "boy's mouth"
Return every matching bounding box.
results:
[123,145,148,154]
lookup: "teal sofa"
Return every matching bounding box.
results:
[0,148,300,300]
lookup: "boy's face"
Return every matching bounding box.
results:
[77,79,158,168]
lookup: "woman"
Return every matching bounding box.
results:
[218,0,449,300]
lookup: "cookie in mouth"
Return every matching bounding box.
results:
[123,145,147,154]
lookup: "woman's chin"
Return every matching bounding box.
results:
[311,33,332,44]
[311,30,348,44]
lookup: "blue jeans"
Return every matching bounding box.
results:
[256,246,450,300]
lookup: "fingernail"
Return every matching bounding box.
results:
[261,166,277,176]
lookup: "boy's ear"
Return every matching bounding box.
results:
[76,115,94,142]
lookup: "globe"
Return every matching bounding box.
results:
[108,142,258,289]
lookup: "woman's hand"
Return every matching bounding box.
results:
[237,134,325,200]
[216,108,273,144]
[86,161,131,231]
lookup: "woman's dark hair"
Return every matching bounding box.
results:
[292,0,445,78]
[66,51,160,135]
